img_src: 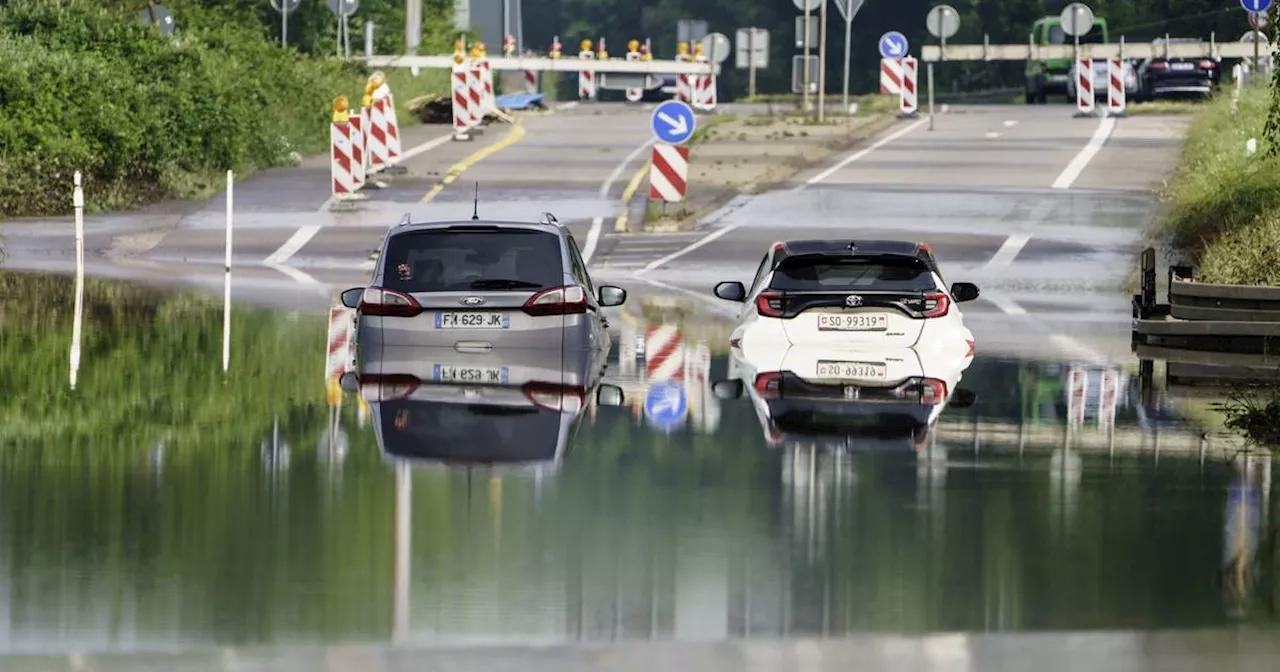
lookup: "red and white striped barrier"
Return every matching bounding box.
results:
[451,61,473,139]
[331,120,357,197]
[326,305,355,381]
[367,97,391,172]
[645,323,685,382]
[349,111,366,188]
[899,56,918,116]
[880,58,903,94]
[468,56,487,122]
[524,68,538,93]
[648,143,689,203]
[1076,57,1095,115]
[1098,369,1119,429]
[692,53,716,111]
[675,52,692,103]
[1067,366,1086,428]
[480,57,495,112]
[1107,57,1126,114]
[578,50,596,100]
[625,50,642,102]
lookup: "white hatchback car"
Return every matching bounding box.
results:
[712,239,979,358]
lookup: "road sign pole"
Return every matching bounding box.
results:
[1254,29,1260,84]
[927,62,935,131]
[748,30,757,98]
[281,1,287,46]
[818,0,828,122]
[803,1,812,113]
[842,10,852,111]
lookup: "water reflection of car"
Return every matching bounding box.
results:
[340,345,624,467]
[713,342,976,452]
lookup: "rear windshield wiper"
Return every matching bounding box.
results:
[469,279,543,290]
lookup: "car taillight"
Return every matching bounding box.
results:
[359,374,420,402]
[922,292,950,318]
[754,372,782,398]
[920,378,948,405]
[360,287,423,317]
[1198,59,1215,70]
[755,291,785,318]
[522,382,585,412]
[522,285,587,316]
[1148,61,1168,70]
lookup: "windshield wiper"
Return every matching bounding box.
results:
[470,279,543,290]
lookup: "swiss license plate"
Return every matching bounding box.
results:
[1170,62,1194,70]
[816,313,888,331]
[815,360,888,380]
[433,365,509,384]
[434,311,510,329]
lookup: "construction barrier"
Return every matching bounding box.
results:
[1107,57,1126,115]
[648,143,689,203]
[625,41,642,103]
[880,58,903,94]
[899,56,918,116]
[331,118,356,198]
[578,40,596,100]
[675,42,692,103]
[1076,57,1095,116]
[325,305,355,407]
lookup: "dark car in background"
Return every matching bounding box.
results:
[1136,38,1221,101]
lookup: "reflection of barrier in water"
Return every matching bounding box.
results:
[1223,453,1270,614]
[643,322,688,432]
[69,172,85,390]
[222,171,233,374]
[325,304,356,408]
[1067,366,1086,429]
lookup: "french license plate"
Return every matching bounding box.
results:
[817,313,888,331]
[434,312,510,329]
[1171,62,1194,70]
[815,360,888,380]
[432,365,509,384]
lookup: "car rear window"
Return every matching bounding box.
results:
[769,255,937,292]
[380,229,563,293]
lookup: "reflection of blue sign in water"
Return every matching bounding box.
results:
[878,31,909,59]
[645,381,688,431]
[650,100,697,145]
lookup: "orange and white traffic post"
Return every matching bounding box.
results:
[477,42,495,114]
[330,96,361,201]
[468,43,487,127]
[674,41,692,103]
[450,40,474,140]
[578,39,596,100]
[625,39,642,102]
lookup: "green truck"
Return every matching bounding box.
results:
[1024,14,1109,103]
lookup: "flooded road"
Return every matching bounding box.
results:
[0,271,1275,669]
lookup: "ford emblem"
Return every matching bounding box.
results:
[845,295,863,307]
[459,296,485,306]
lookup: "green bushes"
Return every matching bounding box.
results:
[0,0,449,219]
[1158,87,1280,286]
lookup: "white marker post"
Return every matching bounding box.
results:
[222,170,233,374]
[70,172,85,390]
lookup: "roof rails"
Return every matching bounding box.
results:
[542,212,562,227]
[396,213,412,227]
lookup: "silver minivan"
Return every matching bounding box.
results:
[340,218,627,357]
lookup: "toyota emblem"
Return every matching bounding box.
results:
[845,295,863,307]
[459,296,486,306]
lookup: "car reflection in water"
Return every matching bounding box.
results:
[713,338,977,453]
[340,345,624,468]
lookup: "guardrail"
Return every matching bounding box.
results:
[1131,247,1280,385]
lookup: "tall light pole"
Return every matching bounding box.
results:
[817,0,828,121]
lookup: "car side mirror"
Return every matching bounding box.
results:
[598,285,627,307]
[340,287,363,309]
[596,384,625,407]
[339,372,359,393]
[950,388,977,409]
[712,379,743,400]
[950,282,980,303]
[714,281,746,302]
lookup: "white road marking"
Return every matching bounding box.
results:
[983,291,1028,315]
[1052,116,1116,189]
[986,293,1109,363]
[264,225,322,265]
[639,119,923,274]
[983,233,1032,270]
[267,261,325,287]
[985,131,1001,139]
[627,275,739,318]
[555,101,580,111]
[581,138,655,264]
[1003,120,1018,127]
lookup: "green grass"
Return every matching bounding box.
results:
[1157,86,1280,286]
[1123,100,1205,116]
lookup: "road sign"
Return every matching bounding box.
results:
[795,16,819,49]
[1242,0,1273,13]
[326,0,359,16]
[834,0,865,22]
[138,4,175,34]
[644,381,688,431]
[678,20,708,45]
[1060,3,1095,38]
[792,55,819,93]
[735,28,770,69]
[792,0,822,11]
[700,32,731,63]
[651,100,696,145]
[879,31,908,59]
[926,5,960,40]
[1242,30,1270,44]
[271,0,301,13]
[1250,10,1270,29]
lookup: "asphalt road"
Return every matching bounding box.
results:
[0,103,1188,362]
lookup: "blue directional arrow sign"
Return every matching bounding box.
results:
[1242,0,1272,12]
[878,31,909,59]
[644,380,688,432]
[651,99,697,145]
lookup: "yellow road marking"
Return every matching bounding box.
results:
[420,119,527,204]
[613,159,651,232]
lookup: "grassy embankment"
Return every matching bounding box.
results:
[0,0,454,220]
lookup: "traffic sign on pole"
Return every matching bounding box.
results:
[792,55,819,93]
[644,381,688,432]
[795,16,818,49]
[651,99,696,145]
[926,5,960,40]
[1242,0,1273,13]
[792,0,821,11]
[878,31,908,59]
[1250,11,1270,29]
[1060,3,1095,38]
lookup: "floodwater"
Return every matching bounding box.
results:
[0,272,1277,667]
